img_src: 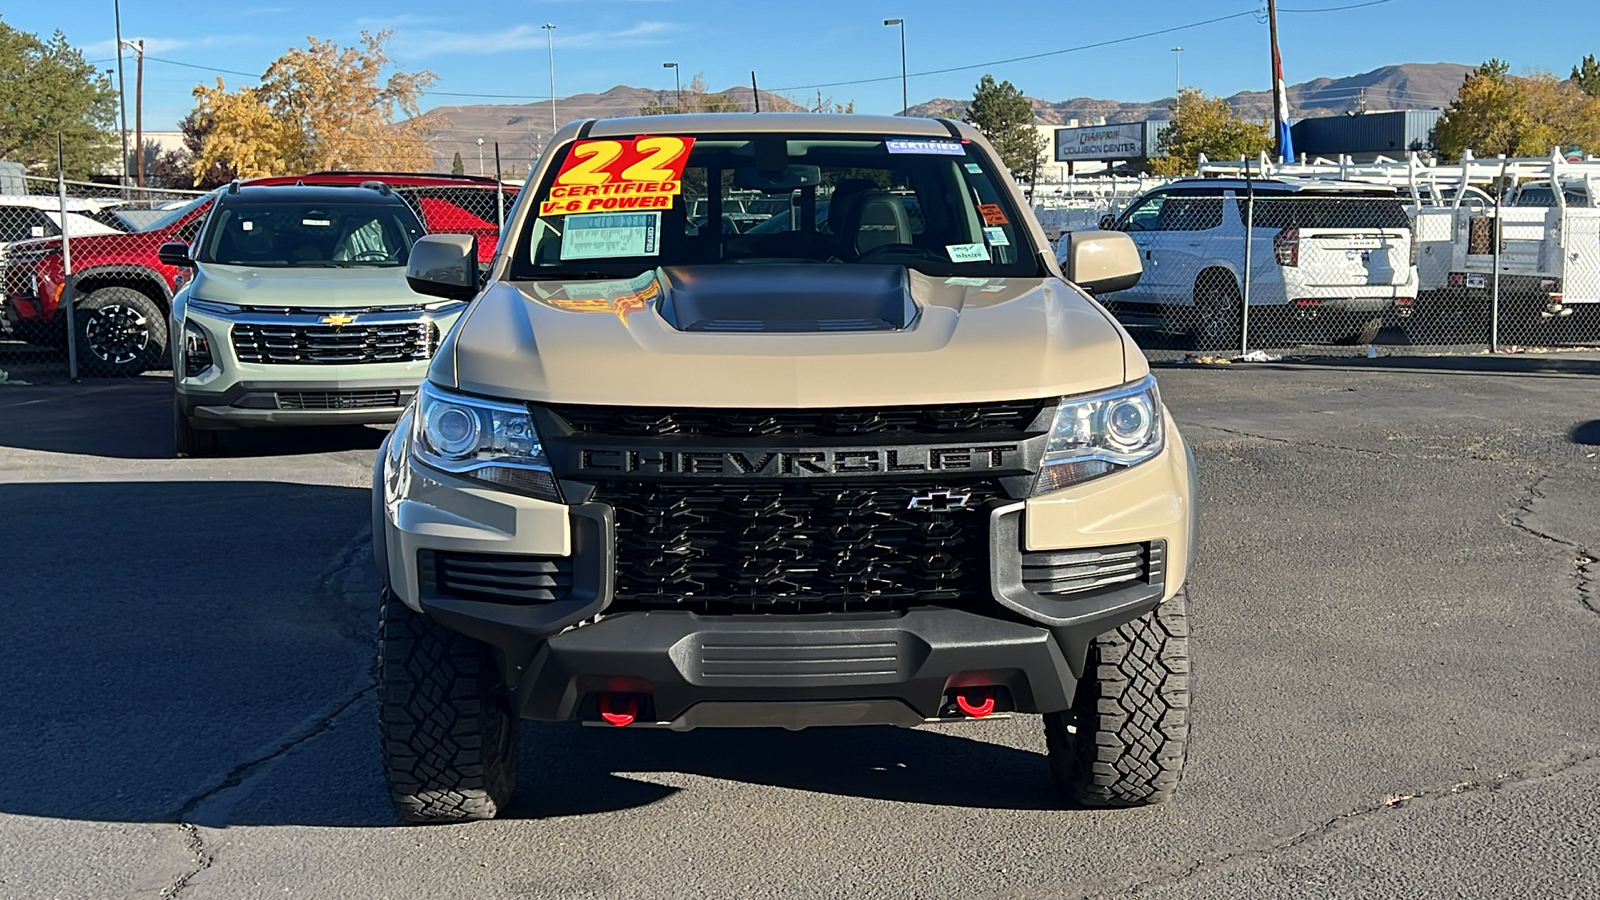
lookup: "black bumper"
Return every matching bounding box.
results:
[178,379,417,429]
[419,502,1167,728]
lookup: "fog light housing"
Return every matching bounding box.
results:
[183,321,213,377]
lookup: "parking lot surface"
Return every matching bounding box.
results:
[1,366,1597,900]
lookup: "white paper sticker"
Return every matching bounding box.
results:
[964,162,983,174]
[944,276,990,287]
[983,227,1009,247]
[945,242,990,263]
[302,218,331,227]
[560,212,661,260]
[886,138,966,156]
[241,221,253,231]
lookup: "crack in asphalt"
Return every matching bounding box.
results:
[1187,422,1510,464]
[157,824,212,900]
[1508,470,1600,621]
[1072,746,1600,899]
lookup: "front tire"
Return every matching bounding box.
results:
[1044,589,1191,807]
[173,394,216,458]
[76,287,168,377]
[379,588,519,823]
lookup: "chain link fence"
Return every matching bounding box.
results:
[1081,179,1600,360]
[0,177,519,383]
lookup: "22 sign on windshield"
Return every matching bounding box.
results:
[540,137,697,216]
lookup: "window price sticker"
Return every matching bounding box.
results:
[559,212,662,260]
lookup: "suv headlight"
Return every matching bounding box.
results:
[412,381,560,500]
[1033,375,1164,494]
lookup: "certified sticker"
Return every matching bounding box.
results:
[886,138,966,156]
[541,136,695,217]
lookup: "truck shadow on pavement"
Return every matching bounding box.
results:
[0,477,1069,829]
[0,379,385,459]
[1571,420,1600,445]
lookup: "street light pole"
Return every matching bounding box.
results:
[113,0,130,193]
[1171,47,1183,98]
[476,138,484,176]
[542,24,557,138]
[122,39,144,189]
[663,62,681,113]
[883,19,906,115]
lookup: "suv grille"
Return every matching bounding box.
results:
[420,550,573,605]
[232,322,436,365]
[596,481,1000,614]
[548,401,1049,438]
[277,390,401,410]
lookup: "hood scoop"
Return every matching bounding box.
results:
[657,264,918,333]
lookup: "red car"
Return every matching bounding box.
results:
[2,172,517,376]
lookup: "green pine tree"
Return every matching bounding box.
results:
[0,22,118,177]
[1573,54,1600,98]
[451,151,464,176]
[963,75,1048,178]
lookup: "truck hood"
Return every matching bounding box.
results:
[191,264,420,307]
[439,266,1139,407]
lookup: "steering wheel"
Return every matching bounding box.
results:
[353,249,391,262]
[853,243,951,265]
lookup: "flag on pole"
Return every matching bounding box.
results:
[1274,58,1294,163]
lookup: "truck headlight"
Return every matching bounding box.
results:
[412,381,560,501]
[1033,375,1165,494]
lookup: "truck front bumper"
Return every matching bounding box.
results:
[178,379,417,428]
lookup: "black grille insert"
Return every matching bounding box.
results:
[596,481,1000,614]
[1021,543,1150,598]
[276,390,402,410]
[548,401,1050,439]
[421,550,574,605]
[232,322,436,365]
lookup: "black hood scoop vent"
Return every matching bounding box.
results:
[657,264,918,333]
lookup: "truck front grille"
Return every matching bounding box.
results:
[232,322,436,365]
[548,400,1049,439]
[595,481,1000,614]
[276,390,402,410]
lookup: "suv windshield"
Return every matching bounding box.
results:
[510,132,1042,279]
[200,201,424,267]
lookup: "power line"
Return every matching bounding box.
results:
[144,55,261,79]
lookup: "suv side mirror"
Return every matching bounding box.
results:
[1060,230,1142,295]
[406,234,480,301]
[1098,213,1117,231]
[158,241,192,268]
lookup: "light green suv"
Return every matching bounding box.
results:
[166,183,468,456]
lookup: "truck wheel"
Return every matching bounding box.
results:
[1044,589,1191,807]
[173,394,216,458]
[1338,315,1384,345]
[1192,272,1241,351]
[76,287,167,377]
[378,588,519,823]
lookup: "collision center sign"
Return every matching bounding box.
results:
[1054,123,1145,163]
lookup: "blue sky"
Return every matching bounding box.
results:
[9,0,1599,131]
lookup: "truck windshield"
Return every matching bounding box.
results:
[200,202,424,267]
[509,132,1043,280]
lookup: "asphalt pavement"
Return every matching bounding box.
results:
[1,366,1596,900]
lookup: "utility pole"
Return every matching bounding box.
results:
[123,39,144,188]
[542,24,557,138]
[884,19,907,115]
[1266,0,1291,163]
[113,0,130,194]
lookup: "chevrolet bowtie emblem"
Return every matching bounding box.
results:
[907,490,974,511]
[320,314,356,327]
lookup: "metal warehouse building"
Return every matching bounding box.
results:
[1289,110,1443,162]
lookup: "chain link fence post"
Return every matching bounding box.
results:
[1240,164,1255,358]
[57,136,80,381]
[1490,158,1506,354]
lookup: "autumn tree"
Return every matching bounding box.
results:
[1436,60,1600,159]
[964,75,1048,178]
[0,21,118,177]
[1572,55,1600,98]
[1148,88,1272,176]
[638,74,747,115]
[189,31,436,182]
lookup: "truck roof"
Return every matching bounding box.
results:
[583,112,963,139]
[218,184,409,205]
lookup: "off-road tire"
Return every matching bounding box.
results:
[173,394,217,458]
[75,286,168,377]
[1045,589,1191,807]
[1338,315,1384,346]
[378,589,519,823]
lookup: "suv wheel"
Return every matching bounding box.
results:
[378,588,519,823]
[1044,589,1191,806]
[173,394,217,458]
[76,287,167,377]
[1193,272,1241,351]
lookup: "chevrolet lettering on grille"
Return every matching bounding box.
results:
[575,444,1021,478]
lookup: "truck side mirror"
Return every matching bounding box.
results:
[406,234,480,301]
[157,241,192,268]
[1061,230,1142,295]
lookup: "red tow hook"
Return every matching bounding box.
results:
[599,693,638,727]
[954,687,996,719]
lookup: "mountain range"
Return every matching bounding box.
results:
[418,63,1472,173]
